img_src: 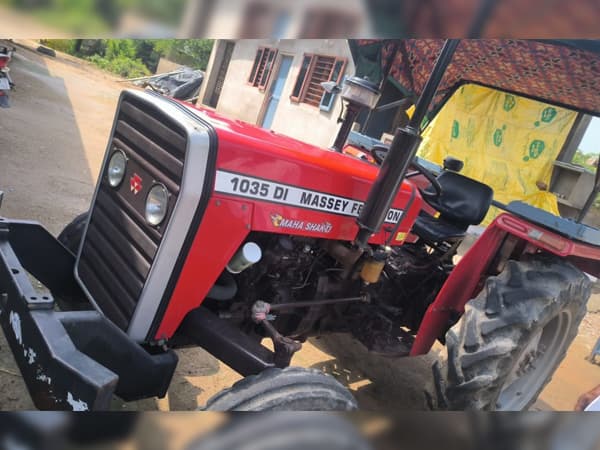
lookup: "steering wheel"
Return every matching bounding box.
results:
[370,145,443,198]
[411,160,443,199]
[371,145,389,165]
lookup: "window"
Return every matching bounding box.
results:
[319,61,346,111]
[248,47,278,90]
[291,55,312,100]
[248,48,264,84]
[290,53,346,109]
[206,41,235,108]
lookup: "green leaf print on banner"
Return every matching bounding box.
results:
[451,120,460,138]
[523,140,546,161]
[493,125,507,147]
[503,94,516,111]
[541,107,557,123]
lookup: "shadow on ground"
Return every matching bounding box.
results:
[0,41,94,233]
[0,39,121,411]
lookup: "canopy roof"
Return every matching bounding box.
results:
[350,39,600,119]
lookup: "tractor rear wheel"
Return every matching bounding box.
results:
[445,257,591,410]
[57,212,88,255]
[202,367,357,411]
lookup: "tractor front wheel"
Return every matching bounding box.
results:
[445,257,591,410]
[57,212,89,255]
[202,367,358,411]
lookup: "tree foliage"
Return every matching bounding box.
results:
[10,0,187,31]
[571,150,600,209]
[41,39,214,78]
[152,39,214,70]
[105,39,136,60]
[572,149,599,172]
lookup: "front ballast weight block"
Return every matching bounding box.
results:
[0,218,178,410]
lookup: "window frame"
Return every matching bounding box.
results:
[247,47,265,85]
[247,47,278,89]
[257,48,278,91]
[319,58,347,111]
[290,53,314,102]
[290,53,347,108]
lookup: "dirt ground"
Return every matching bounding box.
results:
[0,40,598,412]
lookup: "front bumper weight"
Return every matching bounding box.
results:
[0,218,177,410]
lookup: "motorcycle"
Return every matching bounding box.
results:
[0,45,15,108]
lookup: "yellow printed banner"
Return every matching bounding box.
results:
[418,84,577,224]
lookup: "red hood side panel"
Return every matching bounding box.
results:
[188,105,422,245]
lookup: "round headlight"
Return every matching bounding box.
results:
[145,184,169,226]
[107,150,127,187]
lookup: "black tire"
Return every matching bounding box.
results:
[187,413,371,450]
[57,212,88,255]
[445,257,591,410]
[202,366,358,411]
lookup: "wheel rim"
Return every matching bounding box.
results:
[495,310,572,410]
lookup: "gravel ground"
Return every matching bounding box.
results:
[0,40,598,411]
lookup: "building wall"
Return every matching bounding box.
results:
[199,39,355,148]
[205,39,269,123]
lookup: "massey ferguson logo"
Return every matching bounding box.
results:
[130,173,142,194]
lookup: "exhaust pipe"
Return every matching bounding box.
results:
[354,39,460,249]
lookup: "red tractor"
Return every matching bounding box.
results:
[1,39,599,411]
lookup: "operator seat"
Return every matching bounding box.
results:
[412,170,494,243]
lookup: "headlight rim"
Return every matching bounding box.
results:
[107,148,128,188]
[145,182,169,227]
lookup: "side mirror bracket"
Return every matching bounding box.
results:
[320,81,340,94]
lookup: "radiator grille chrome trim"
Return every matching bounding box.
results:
[75,90,213,342]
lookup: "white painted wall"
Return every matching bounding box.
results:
[200,39,355,148]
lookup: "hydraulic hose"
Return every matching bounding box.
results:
[207,271,238,300]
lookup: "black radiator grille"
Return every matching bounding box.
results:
[78,94,188,331]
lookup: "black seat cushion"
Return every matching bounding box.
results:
[423,171,493,226]
[412,212,469,243]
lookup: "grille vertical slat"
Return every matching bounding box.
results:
[87,211,152,275]
[94,192,158,261]
[79,258,129,331]
[97,188,162,243]
[115,120,184,181]
[92,200,155,264]
[119,101,187,157]
[81,240,138,315]
[78,94,187,331]
[84,223,148,290]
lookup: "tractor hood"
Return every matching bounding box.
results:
[185,103,385,181]
[350,39,600,120]
[182,102,422,247]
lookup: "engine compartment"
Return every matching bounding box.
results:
[203,231,453,357]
